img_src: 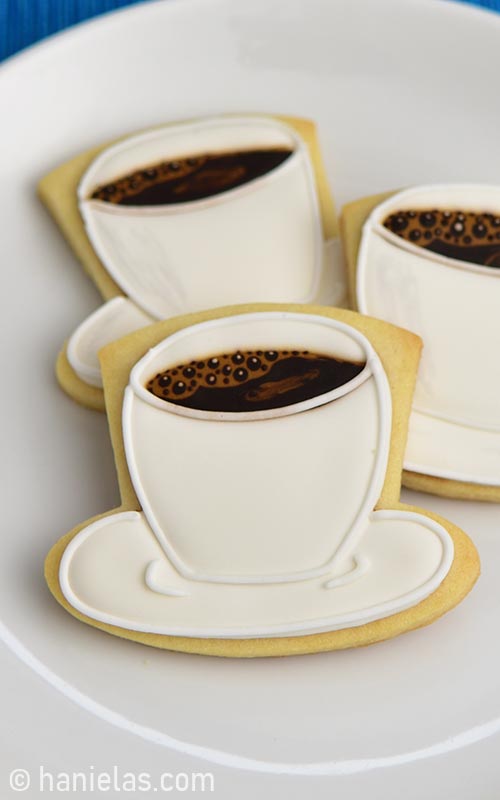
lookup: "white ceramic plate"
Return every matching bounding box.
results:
[2,0,500,795]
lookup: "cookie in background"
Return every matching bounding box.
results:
[342,185,500,502]
[38,114,343,410]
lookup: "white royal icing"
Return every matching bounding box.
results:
[356,184,500,485]
[124,312,390,583]
[78,116,324,320]
[67,297,154,388]
[59,508,453,639]
[59,312,454,638]
[66,236,345,389]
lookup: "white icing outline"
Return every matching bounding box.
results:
[123,311,392,584]
[144,560,190,597]
[78,116,324,319]
[58,508,454,639]
[323,554,370,590]
[356,184,500,485]
[145,554,370,596]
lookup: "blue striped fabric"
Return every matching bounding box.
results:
[0,0,146,61]
[0,0,498,62]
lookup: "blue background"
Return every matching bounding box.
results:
[0,0,499,63]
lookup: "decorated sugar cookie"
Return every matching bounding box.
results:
[342,185,500,501]
[45,304,479,657]
[38,114,342,410]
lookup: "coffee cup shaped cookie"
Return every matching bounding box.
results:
[45,305,479,657]
[38,114,342,411]
[343,185,500,501]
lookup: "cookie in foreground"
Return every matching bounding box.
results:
[342,185,500,501]
[45,303,479,657]
[38,114,340,410]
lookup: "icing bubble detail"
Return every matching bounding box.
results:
[383,209,500,268]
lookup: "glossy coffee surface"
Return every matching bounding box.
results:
[383,209,500,268]
[146,349,366,412]
[91,149,292,206]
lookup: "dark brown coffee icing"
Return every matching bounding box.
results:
[146,349,366,413]
[383,209,500,268]
[90,149,292,206]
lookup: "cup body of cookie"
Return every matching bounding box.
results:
[357,185,500,432]
[123,312,390,584]
[78,117,323,320]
